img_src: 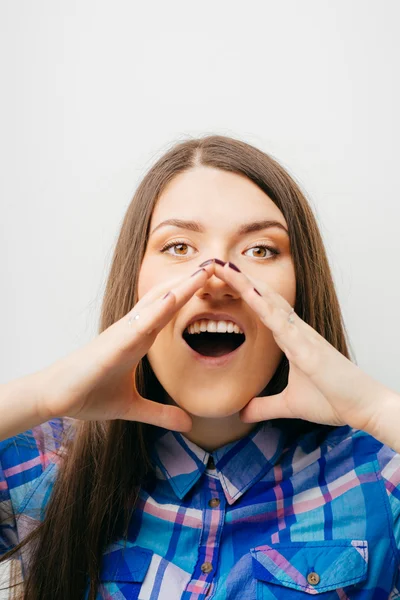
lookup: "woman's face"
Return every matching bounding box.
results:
[138,166,296,419]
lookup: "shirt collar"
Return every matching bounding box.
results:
[150,420,289,505]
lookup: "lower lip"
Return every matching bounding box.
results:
[181,337,246,368]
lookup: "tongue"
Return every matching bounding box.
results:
[185,332,243,357]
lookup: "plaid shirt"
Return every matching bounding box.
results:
[1,417,400,599]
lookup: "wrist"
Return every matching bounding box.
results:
[27,370,57,423]
[0,373,52,441]
[366,389,400,453]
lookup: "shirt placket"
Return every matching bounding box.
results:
[182,455,226,599]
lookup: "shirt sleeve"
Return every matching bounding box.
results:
[0,418,73,554]
[376,443,400,594]
[0,446,17,554]
[391,564,400,599]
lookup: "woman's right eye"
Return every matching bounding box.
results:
[160,240,196,257]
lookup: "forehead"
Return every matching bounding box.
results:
[150,166,287,228]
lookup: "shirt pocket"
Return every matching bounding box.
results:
[98,544,154,600]
[250,539,368,599]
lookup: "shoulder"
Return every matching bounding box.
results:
[329,427,400,535]
[375,438,400,516]
[0,417,76,501]
[318,425,400,499]
[322,424,394,462]
[0,418,76,553]
[338,426,400,487]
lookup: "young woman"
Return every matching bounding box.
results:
[1,135,399,599]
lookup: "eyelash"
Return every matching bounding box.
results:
[159,239,281,260]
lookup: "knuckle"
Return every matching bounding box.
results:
[132,316,151,336]
[244,286,257,301]
[281,324,321,370]
[254,400,264,422]
[157,403,171,426]
[134,321,146,338]
[299,337,323,374]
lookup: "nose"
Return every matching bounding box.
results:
[194,270,241,301]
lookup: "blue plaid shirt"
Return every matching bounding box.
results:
[1,417,400,599]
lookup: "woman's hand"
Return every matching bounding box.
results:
[212,261,400,443]
[35,266,214,432]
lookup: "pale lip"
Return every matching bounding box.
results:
[180,332,246,368]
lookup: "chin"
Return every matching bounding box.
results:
[169,392,248,419]
[185,407,241,420]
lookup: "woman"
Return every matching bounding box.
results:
[1,135,399,599]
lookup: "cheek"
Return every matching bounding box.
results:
[284,283,296,309]
[275,262,296,308]
[137,259,157,300]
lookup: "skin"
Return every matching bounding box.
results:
[137,166,296,452]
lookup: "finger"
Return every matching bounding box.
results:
[216,261,294,314]
[213,260,298,341]
[125,396,192,432]
[101,264,214,360]
[215,263,338,384]
[240,393,293,423]
[133,273,191,312]
[136,260,216,310]
[212,262,327,372]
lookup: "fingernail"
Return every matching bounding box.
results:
[253,288,262,296]
[214,259,226,266]
[198,259,214,267]
[228,262,241,272]
[190,268,206,277]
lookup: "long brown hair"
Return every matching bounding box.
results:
[0,134,356,599]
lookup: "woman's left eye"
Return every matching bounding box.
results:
[160,240,280,259]
[243,244,280,259]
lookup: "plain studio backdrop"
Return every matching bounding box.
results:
[0,0,399,594]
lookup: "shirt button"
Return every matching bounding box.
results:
[201,562,213,573]
[208,498,220,508]
[207,456,216,470]
[307,572,320,585]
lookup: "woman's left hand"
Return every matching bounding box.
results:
[212,261,399,440]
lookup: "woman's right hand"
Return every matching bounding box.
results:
[35,265,214,432]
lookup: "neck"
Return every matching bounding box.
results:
[185,414,259,452]
[164,393,259,452]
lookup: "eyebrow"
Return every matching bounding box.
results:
[149,218,289,237]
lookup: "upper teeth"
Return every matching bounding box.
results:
[186,320,244,334]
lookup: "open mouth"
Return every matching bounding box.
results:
[182,331,246,357]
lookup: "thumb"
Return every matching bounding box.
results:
[239,393,293,423]
[124,394,193,433]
